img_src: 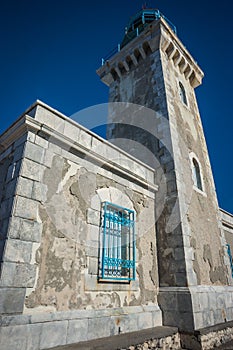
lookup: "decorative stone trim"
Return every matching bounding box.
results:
[97,17,204,90]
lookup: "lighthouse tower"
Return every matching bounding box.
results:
[97,8,233,338]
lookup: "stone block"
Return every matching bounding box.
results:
[199,292,209,310]
[28,323,43,350]
[137,311,153,330]
[21,158,45,182]
[4,239,32,263]
[151,309,163,327]
[158,292,178,311]
[0,287,26,314]
[0,262,36,288]
[163,311,194,332]
[66,319,88,344]
[203,309,214,327]
[32,182,47,202]
[90,194,101,211]
[146,169,155,184]
[88,257,99,275]
[86,208,100,226]
[177,292,192,312]
[91,137,105,155]
[7,217,20,239]
[33,105,57,130]
[14,196,38,221]
[8,217,42,242]
[78,129,92,149]
[0,323,41,350]
[97,187,111,202]
[88,316,115,340]
[48,141,62,155]
[35,135,48,149]
[186,271,197,286]
[85,244,99,259]
[1,325,15,349]
[109,187,134,210]
[191,293,201,312]
[40,321,68,349]
[16,176,33,198]
[43,150,54,168]
[63,120,80,142]
[111,314,138,334]
[24,142,45,164]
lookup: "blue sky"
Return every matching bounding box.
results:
[0,0,232,213]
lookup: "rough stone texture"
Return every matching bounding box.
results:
[0,288,26,314]
[22,143,158,314]
[97,14,232,333]
[40,321,68,349]
[0,262,37,288]
[0,101,161,347]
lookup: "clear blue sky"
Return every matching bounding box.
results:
[0,0,232,213]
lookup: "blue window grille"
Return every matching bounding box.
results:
[99,202,136,282]
[226,244,233,278]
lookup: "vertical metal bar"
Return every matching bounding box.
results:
[102,202,107,279]
[132,211,136,280]
[116,209,119,276]
[118,44,121,52]
[108,206,111,276]
[136,27,139,37]
[227,244,233,278]
[142,13,145,24]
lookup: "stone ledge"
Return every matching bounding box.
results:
[181,321,233,350]
[0,308,163,350]
[0,305,162,327]
[196,320,233,336]
[50,326,179,350]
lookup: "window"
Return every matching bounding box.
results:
[99,202,136,282]
[179,82,188,106]
[192,158,203,191]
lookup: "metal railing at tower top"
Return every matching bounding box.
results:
[101,9,177,66]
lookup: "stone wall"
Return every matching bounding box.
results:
[0,101,162,348]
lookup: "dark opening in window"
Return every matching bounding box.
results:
[179,82,188,105]
[192,158,203,191]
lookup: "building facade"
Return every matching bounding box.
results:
[0,8,233,350]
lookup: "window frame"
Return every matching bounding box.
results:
[99,201,136,282]
[189,152,206,195]
[192,158,203,191]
